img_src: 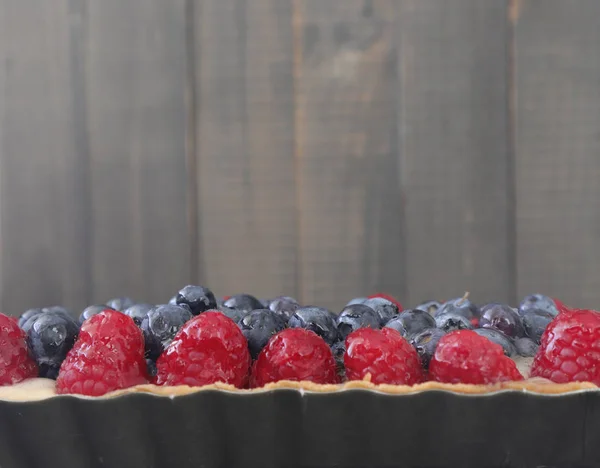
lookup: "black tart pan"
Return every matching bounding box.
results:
[0,387,599,468]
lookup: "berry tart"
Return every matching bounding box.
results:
[0,288,599,468]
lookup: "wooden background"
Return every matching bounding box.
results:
[0,0,599,315]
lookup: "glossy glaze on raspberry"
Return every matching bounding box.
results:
[531,308,600,385]
[0,313,38,386]
[156,311,251,388]
[344,328,423,385]
[251,328,338,387]
[429,330,523,385]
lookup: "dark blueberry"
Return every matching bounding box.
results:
[269,296,300,322]
[514,337,539,357]
[105,297,136,312]
[26,313,79,379]
[19,308,44,329]
[218,305,249,323]
[337,304,380,339]
[288,306,339,346]
[522,308,554,343]
[345,297,368,307]
[410,328,445,369]
[146,359,157,378]
[79,304,115,325]
[479,303,525,338]
[124,303,153,327]
[362,297,399,325]
[435,296,480,319]
[518,294,559,317]
[42,306,74,318]
[223,294,264,314]
[474,328,516,357]
[331,340,346,378]
[175,285,217,315]
[415,300,441,316]
[386,309,435,339]
[141,304,193,360]
[238,309,286,359]
[259,298,273,308]
[435,313,473,333]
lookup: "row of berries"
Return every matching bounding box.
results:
[0,286,598,395]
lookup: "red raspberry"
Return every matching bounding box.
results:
[56,310,148,396]
[368,293,403,311]
[0,313,37,386]
[531,309,600,385]
[156,311,251,388]
[344,328,423,385]
[429,330,523,384]
[251,328,339,388]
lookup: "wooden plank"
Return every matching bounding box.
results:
[0,0,91,314]
[85,0,190,305]
[514,0,600,308]
[398,0,512,305]
[194,0,298,300]
[293,0,403,310]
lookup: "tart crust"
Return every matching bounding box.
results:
[0,376,596,402]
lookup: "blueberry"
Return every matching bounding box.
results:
[474,328,516,357]
[175,285,217,315]
[519,294,559,317]
[415,300,441,316]
[124,303,153,327]
[331,340,346,378]
[514,337,539,357]
[218,305,249,323]
[522,308,553,343]
[362,297,399,325]
[288,306,339,345]
[337,304,380,339]
[410,328,445,368]
[345,297,368,307]
[79,304,115,325]
[19,308,44,329]
[141,304,193,360]
[435,313,473,332]
[168,295,178,306]
[386,309,435,339]
[105,297,136,312]
[479,303,525,338]
[27,313,79,379]
[42,306,74,318]
[238,309,286,359]
[146,359,157,378]
[223,294,264,314]
[269,296,300,322]
[435,296,480,319]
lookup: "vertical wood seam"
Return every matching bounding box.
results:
[507,0,518,304]
[291,0,304,303]
[186,0,200,284]
[68,0,93,306]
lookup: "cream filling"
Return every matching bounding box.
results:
[0,356,596,402]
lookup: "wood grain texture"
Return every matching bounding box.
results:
[194,0,298,300]
[85,0,190,306]
[398,0,512,306]
[514,0,600,308]
[0,0,91,314]
[293,0,403,311]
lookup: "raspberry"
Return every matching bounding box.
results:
[0,313,37,385]
[429,330,523,384]
[156,311,251,388]
[251,328,339,388]
[531,309,600,385]
[368,293,403,311]
[344,328,423,385]
[56,310,148,396]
